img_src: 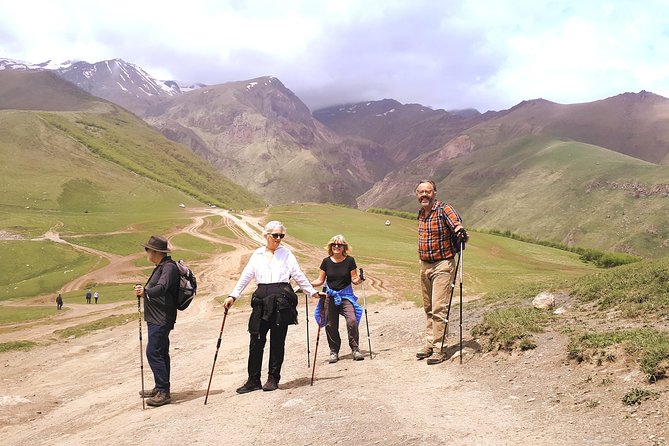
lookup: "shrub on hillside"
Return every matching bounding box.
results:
[367,208,416,220]
[480,229,641,268]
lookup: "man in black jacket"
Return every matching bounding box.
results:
[134,235,180,407]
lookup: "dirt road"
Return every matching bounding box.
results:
[1,208,667,445]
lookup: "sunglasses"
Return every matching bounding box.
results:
[332,243,347,248]
[270,233,285,239]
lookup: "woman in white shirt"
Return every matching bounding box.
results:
[224,221,319,393]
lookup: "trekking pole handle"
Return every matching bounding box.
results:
[359,268,365,281]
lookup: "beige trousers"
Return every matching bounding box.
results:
[420,258,456,351]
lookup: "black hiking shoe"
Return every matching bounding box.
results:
[262,375,279,392]
[236,378,262,394]
[139,387,158,398]
[146,390,171,407]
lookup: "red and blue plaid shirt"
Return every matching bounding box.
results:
[417,200,462,261]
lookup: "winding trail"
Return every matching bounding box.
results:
[0,208,388,344]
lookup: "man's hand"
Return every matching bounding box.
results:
[455,227,469,244]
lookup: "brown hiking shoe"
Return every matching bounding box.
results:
[262,375,278,392]
[427,351,447,365]
[236,378,262,394]
[415,347,433,360]
[138,387,158,398]
[146,390,171,407]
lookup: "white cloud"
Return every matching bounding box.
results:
[1,0,669,111]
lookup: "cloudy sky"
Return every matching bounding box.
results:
[1,0,668,112]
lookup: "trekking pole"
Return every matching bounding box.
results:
[310,297,324,386]
[136,291,145,410]
[204,308,228,405]
[459,241,464,365]
[359,268,373,359]
[305,291,311,368]
[439,253,461,354]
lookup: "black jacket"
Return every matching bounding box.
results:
[248,284,298,333]
[144,256,179,328]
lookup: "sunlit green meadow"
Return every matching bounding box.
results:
[2,203,598,326]
[268,203,596,297]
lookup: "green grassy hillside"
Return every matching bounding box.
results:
[0,110,263,236]
[0,71,264,302]
[387,136,669,257]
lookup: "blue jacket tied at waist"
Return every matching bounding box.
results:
[314,284,363,327]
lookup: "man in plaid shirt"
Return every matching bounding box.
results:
[415,180,468,365]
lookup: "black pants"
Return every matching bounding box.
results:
[248,319,288,383]
[247,283,291,383]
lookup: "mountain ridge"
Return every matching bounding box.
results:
[3,56,669,256]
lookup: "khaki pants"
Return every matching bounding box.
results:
[420,258,456,351]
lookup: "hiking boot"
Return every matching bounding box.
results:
[236,378,262,394]
[352,349,365,361]
[138,387,158,398]
[262,375,279,392]
[427,351,447,365]
[415,347,433,360]
[329,352,339,363]
[146,390,171,407]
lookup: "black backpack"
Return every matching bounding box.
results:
[173,260,197,311]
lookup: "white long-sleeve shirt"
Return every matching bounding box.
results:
[229,245,318,298]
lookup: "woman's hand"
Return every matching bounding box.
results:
[223,296,236,309]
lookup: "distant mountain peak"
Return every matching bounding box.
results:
[0,57,81,71]
[611,90,663,101]
[0,56,197,114]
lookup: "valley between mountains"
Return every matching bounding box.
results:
[1,208,668,446]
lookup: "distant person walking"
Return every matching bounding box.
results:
[134,235,180,407]
[224,221,320,394]
[415,180,468,365]
[310,234,365,363]
[85,289,92,304]
[56,293,63,310]
[94,291,99,304]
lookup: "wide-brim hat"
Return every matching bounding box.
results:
[143,235,171,253]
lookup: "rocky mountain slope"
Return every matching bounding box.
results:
[313,99,493,164]
[143,76,394,205]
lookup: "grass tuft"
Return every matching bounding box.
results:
[621,388,659,406]
[54,313,138,338]
[570,257,669,318]
[0,340,37,353]
[567,328,669,381]
[471,306,552,351]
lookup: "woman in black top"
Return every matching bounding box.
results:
[311,235,365,363]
